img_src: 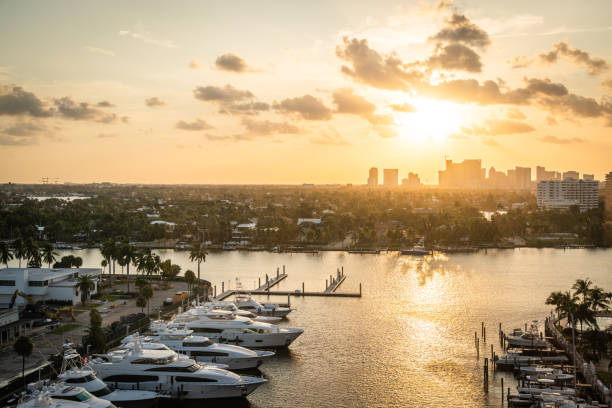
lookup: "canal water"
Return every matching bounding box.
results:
[12,248,612,407]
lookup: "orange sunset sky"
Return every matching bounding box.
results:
[1,0,611,184]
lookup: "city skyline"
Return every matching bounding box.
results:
[1,0,612,184]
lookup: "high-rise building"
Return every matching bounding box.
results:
[488,167,508,189]
[604,172,612,219]
[563,170,579,180]
[401,172,421,187]
[438,159,485,189]
[537,179,599,211]
[582,174,594,181]
[536,166,559,182]
[367,167,378,187]
[514,166,532,189]
[383,169,399,187]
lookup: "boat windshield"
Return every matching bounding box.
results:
[183,339,214,347]
[207,314,235,320]
[74,391,93,401]
[132,355,178,364]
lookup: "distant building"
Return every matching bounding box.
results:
[512,166,532,190]
[563,170,579,180]
[383,169,399,187]
[582,174,594,181]
[488,167,508,189]
[439,159,485,189]
[604,172,612,219]
[537,179,599,211]
[367,167,378,187]
[0,268,101,307]
[401,172,421,187]
[536,166,560,182]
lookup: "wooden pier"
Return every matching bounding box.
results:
[325,267,346,293]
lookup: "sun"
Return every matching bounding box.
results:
[393,98,464,143]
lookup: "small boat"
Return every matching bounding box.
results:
[506,323,550,348]
[400,247,431,256]
[234,294,293,318]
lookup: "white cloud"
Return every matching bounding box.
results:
[84,45,115,57]
[118,29,176,48]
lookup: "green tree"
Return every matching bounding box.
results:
[14,335,33,391]
[545,291,565,320]
[189,241,207,281]
[73,256,83,268]
[572,278,593,303]
[140,285,154,317]
[101,259,108,273]
[84,309,106,354]
[0,241,13,267]
[136,295,147,313]
[25,238,41,268]
[119,242,137,293]
[12,238,26,268]
[135,276,148,291]
[77,275,95,302]
[184,269,196,298]
[41,243,58,268]
[101,238,117,280]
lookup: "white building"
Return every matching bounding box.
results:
[537,179,599,211]
[0,268,101,307]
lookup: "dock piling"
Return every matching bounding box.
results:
[222,281,224,293]
[359,283,362,296]
[302,282,304,293]
[214,285,217,297]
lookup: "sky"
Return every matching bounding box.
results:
[0,0,611,184]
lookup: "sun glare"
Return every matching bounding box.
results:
[394,98,464,143]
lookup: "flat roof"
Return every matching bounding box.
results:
[0,267,101,280]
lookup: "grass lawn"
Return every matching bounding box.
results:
[49,323,80,335]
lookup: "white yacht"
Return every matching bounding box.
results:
[233,295,293,318]
[16,392,91,408]
[22,382,114,408]
[123,329,275,370]
[89,344,266,399]
[57,367,160,408]
[506,323,550,348]
[201,301,282,324]
[165,310,303,348]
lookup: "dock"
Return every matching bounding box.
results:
[214,265,361,302]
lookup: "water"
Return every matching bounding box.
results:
[26,196,91,201]
[9,248,612,407]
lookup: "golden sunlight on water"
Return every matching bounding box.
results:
[17,248,611,407]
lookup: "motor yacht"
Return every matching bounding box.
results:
[201,301,282,324]
[16,392,91,408]
[22,382,114,408]
[88,343,266,399]
[400,246,431,256]
[506,323,550,348]
[123,329,275,370]
[233,295,293,318]
[163,310,303,348]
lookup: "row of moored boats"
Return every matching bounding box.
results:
[9,295,303,407]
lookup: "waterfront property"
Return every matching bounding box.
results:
[0,268,101,308]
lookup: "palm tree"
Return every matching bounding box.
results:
[572,278,593,303]
[41,243,58,268]
[12,238,26,268]
[0,241,13,267]
[24,238,41,268]
[587,287,610,314]
[119,242,137,294]
[14,335,33,390]
[184,269,196,298]
[140,285,154,317]
[575,301,598,333]
[136,295,147,313]
[77,275,95,302]
[189,241,207,281]
[101,259,108,273]
[101,238,117,280]
[545,291,565,320]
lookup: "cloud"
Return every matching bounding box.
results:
[145,97,166,107]
[215,53,250,73]
[84,45,115,57]
[336,37,423,90]
[118,29,176,48]
[468,119,535,135]
[374,125,398,138]
[506,108,526,120]
[426,43,482,72]
[0,86,54,117]
[274,94,332,120]
[188,60,200,70]
[311,127,349,146]
[175,118,214,131]
[219,102,270,115]
[429,13,491,49]
[2,121,45,137]
[538,135,584,144]
[508,55,532,69]
[204,134,233,141]
[121,116,131,124]
[483,138,499,147]
[539,42,609,75]
[0,135,37,146]
[96,100,115,108]
[390,102,417,112]
[546,115,558,125]
[538,93,611,118]
[414,0,454,14]
[54,97,117,123]
[242,118,300,135]
[204,133,257,142]
[602,78,612,92]
[97,133,117,138]
[331,88,393,125]
[193,84,254,103]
